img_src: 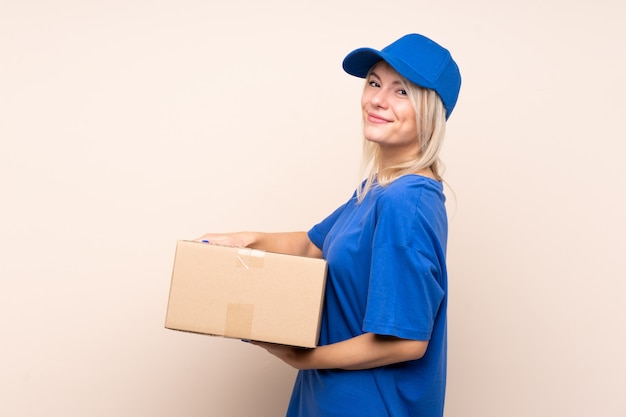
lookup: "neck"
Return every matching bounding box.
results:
[377,154,436,180]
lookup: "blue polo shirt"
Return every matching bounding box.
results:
[286,175,448,417]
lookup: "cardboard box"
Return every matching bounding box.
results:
[165,240,327,348]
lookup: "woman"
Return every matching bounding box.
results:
[198,33,461,417]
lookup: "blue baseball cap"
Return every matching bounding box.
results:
[342,33,461,119]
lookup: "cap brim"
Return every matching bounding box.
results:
[342,48,385,78]
[342,48,435,91]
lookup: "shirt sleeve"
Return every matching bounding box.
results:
[363,182,447,341]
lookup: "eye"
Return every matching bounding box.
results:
[368,80,381,88]
[398,89,408,96]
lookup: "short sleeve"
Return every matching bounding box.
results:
[363,180,447,341]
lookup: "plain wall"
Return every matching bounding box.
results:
[2,1,625,416]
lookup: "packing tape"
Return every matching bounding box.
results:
[224,303,254,339]
[236,248,265,269]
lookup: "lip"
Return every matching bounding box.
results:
[366,112,391,124]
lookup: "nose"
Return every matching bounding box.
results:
[370,89,388,108]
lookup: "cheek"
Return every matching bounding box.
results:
[399,105,416,125]
[397,105,417,135]
[399,102,415,117]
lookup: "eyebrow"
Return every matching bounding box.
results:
[369,70,406,86]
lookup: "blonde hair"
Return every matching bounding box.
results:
[356,67,448,202]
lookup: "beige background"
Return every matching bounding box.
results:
[1,1,625,416]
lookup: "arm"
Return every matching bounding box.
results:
[251,332,428,370]
[196,231,322,258]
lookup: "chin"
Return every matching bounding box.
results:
[363,129,384,143]
[364,135,385,145]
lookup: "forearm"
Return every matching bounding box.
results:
[310,333,428,370]
[255,333,428,371]
[249,231,321,258]
[197,231,321,258]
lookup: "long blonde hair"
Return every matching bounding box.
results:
[356,68,448,202]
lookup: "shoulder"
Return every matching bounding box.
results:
[370,176,447,250]
[377,175,445,208]
[376,175,447,237]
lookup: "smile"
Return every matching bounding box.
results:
[366,112,391,124]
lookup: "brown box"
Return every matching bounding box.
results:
[165,240,327,348]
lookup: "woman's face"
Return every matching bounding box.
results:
[361,62,419,159]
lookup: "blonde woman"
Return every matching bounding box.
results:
[198,33,462,417]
